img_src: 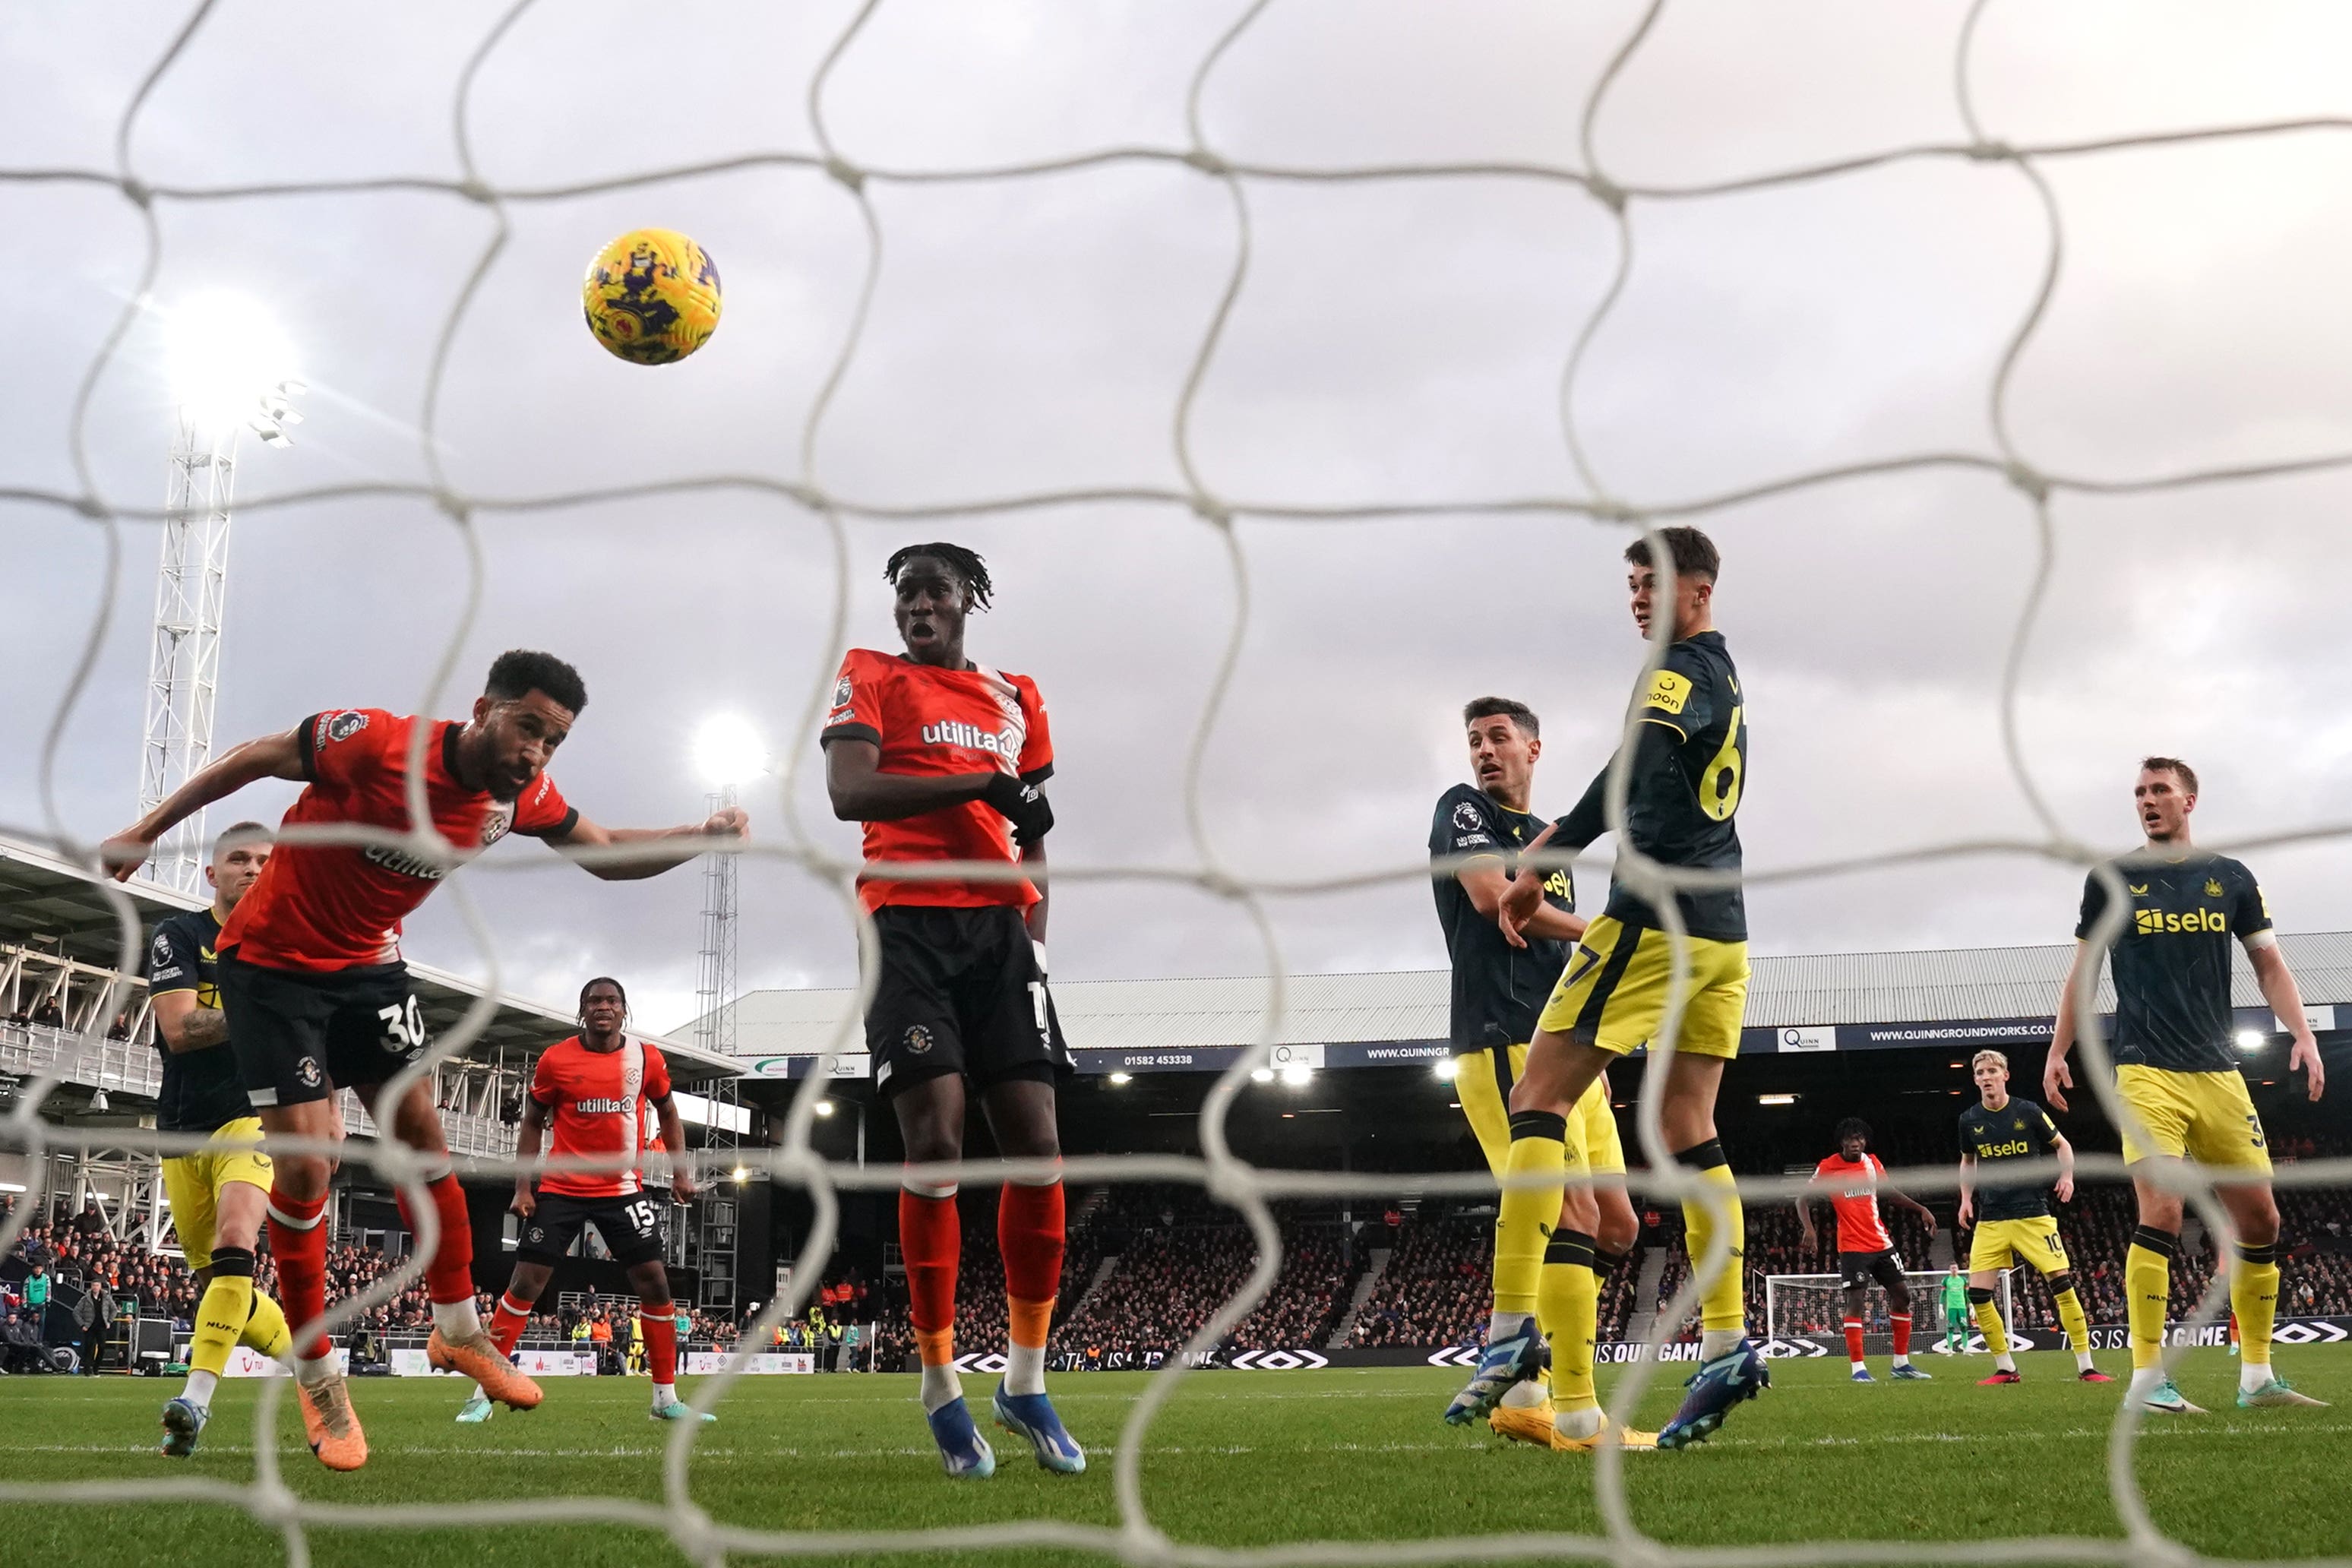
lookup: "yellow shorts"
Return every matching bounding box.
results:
[160,1115,272,1273]
[1453,1045,1624,1179]
[1535,915,1750,1059]
[1968,1214,2071,1275]
[2113,1064,2272,1175]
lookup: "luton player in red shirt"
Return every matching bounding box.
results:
[822,542,1077,1480]
[1797,1118,1939,1383]
[106,650,744,1472]
[454,975,712,1425]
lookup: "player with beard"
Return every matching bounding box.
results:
[1430,697,1649,1450]
[151,821,296,1456]
[1452,526,1761,1450]
[2045,757,2325,1415]
[822,543,1077,1480]
[106,650,746,1471]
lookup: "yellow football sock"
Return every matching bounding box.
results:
[190,1271,253,1380]
[2126,1227,2177,1371]
[1540,1231,1599,1413]
[2052,1285,2090,1355]
[241,1288,292,1361]
[2231,1243,2281,1367]
[1971,1292,2009,1357]
[1677,1140,1746,1335]
[1493,1112,1566,1322]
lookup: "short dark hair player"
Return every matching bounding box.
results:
[1798,1118,1936,1383]
[457,977,710,1426]
[104,650,746,1471]
[822,543,1078,1480]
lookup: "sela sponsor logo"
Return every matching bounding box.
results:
[918,717,1021,757]
[576,1095,635,1115]
[2135,906,2227,934]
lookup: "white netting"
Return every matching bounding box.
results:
[6,0,2352,1564]
[1763,1272,1994,1346]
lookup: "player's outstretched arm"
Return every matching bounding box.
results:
[2247,938,2326,1102]
[550,806,748,882]
[1884,1181,1937,1234]
[2043,941,2092,1112]
[101,726,305,880]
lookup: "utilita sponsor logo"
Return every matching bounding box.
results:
[363,844,453,880]
[920,718,1020,756]
[576,1096,634,1115]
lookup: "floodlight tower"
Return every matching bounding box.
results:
[691,716,766,1059]
[138,295,301,893]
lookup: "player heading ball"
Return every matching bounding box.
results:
[104,650,748,1472]
[822,543,1080,1481]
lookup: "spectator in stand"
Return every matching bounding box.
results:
[31,995,65,1030]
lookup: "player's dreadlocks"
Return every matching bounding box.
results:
[884,542,994,612]
[1833,1117,1872,1146]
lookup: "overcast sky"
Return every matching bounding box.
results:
[9,1,2352,1035]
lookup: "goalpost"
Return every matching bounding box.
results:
[1766,1272,2011,1351]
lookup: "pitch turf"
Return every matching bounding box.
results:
[2,1347,2348,1566]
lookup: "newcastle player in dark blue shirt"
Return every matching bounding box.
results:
[2045,757,2325,1414]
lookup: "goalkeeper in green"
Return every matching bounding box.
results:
[1939,1264,1969,1354]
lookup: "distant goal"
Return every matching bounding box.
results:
[1765,1272,2012,1351]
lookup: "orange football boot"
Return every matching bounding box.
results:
[296,1374,368,1472]
[429,1326,543,1410]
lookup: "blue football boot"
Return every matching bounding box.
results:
[1890,1362,1933,1381]
[1443,1314,1545,1427]
[160,1396,207,1458]
[1850,1367,1876,1383]
[992,1386,1086,1473]
[1656,1339,1770,1449]
[925,1396,997,1479]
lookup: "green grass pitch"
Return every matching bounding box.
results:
[3,1348,2348,1566]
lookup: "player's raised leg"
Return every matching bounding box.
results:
[986,1078,1083,1473]
[358,1075,542,1412]
[456,1263,545,1424]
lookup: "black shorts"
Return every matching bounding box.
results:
[517,1189,666,1268]
[866,906,1070,1100]
[218,954,426,1108]
[1838,1249,1907,1293]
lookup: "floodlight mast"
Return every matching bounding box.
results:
[138,409,239,895]
[138,362,302,895]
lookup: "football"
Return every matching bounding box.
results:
[581,228,722,365]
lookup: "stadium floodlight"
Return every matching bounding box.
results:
[2235,1029,2267,1051]
[1431,1058,1459,1082]
[1756,1092,1797,1106]
[1279,1064,1313,1087]
[813,1099,835,1117]
[730,1165,751,1184]
[1249,1067,1274,1084]
[89,1089,109,1113]
[693,714,768,787]
[164,290,299,437]
[1108,1072,1132,1085]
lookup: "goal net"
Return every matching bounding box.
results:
[1765,1272,2009,1351]
[6,1,2352,1566]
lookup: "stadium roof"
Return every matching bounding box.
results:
[710,932,2352,1076]
[0,832,736,1082]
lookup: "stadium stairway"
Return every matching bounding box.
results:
[1068,1251,1124,1320]
[1623,1247,1669,1345]
[1326,1247,1393,1348]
